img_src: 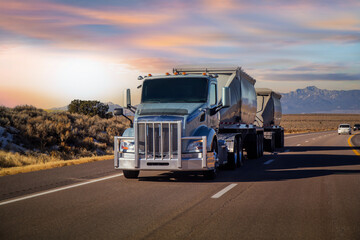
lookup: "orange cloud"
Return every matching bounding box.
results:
[0,87,63,109]
[125,58,177,73]
[133,34,222,48]
[0,1,173,26]
[0,0,175,51]
[310,16,360,31]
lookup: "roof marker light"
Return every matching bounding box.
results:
[165,72,170,76]
[182,72,186,75]
[148,74,152,77]
[202,72,207,75]
[174,72,179,75]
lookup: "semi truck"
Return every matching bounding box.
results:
[114,67,269,179]
[254,88,284,152]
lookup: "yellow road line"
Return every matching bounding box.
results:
[348,133,360,156]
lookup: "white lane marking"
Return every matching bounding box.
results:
[211,183,237,199]
[264,159,275,165]
[285,131,333,139]
[297,144,301,146]
[0,173,124,206]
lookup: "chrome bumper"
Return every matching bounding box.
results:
[114,121,215,171]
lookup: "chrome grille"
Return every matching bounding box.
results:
[136,121,182,161]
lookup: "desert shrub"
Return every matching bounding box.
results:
[0,105,129,162]
[68,100,109,118]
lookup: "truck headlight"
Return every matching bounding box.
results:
[186,140,203,153]
[120,140,135,153]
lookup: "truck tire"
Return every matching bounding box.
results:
[264,132,275,152]
[227,136,242,169]
[275,130,284,148]
[123,170,140,179]
[203,169,217,180]
[204,140,218,180]
[247,133,258,159]
[270,132,275,152]
[236,137,244,168]
[258,132,264,157]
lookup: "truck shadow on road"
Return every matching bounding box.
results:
[280,146,355,152]
[137,146,360,183]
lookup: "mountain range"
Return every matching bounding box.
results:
[281,86,360,114]
[50,86,360,114]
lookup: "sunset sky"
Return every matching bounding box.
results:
[0,0,359,108]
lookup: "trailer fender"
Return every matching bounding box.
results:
[192,126,217,151]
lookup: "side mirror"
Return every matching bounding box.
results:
[124,88,131,108]
[113,108,123,116]
[222,87,231,108]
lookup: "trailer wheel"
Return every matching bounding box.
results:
[204,140,218,180]
[247,133,259,159]
[275,130,284,148]
[123,170,140,179]
[271,132,275,152]
[226,137,241,169]
[258,133,264,157]
[203,169,217,180]
[236,137,244,168]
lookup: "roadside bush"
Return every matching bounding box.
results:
[0,105,129,162]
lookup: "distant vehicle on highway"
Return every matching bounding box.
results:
[353,124,360,131]
[338,124,351,135]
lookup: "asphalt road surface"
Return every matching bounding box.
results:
[1,131,360,240]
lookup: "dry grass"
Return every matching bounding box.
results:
[0,154,113,176]
[282,114,360,134]
[0,150,61,168]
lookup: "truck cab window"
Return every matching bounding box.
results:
[210,83,217,106]
[142,77,208,103]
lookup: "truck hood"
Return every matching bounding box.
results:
[136,103,205,116]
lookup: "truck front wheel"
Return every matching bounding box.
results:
[204,140,218,180]
[123,170,140,179]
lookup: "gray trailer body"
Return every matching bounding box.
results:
[255,88,284,150]
[255,88,282,127]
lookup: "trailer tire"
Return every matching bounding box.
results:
[226,136,242,169]
[275,129,284,148]
[258,133,264,157]
[203,169,217,180]
[236,137,244,168]
[123,170,140,179]
[247,133,259,159]
[271,132,275,152]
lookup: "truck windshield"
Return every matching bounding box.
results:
[141,77,208,103]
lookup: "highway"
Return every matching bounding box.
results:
[1,131,360,239]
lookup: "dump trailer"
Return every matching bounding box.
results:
[114,67,264,179]
[255,88,284,152]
